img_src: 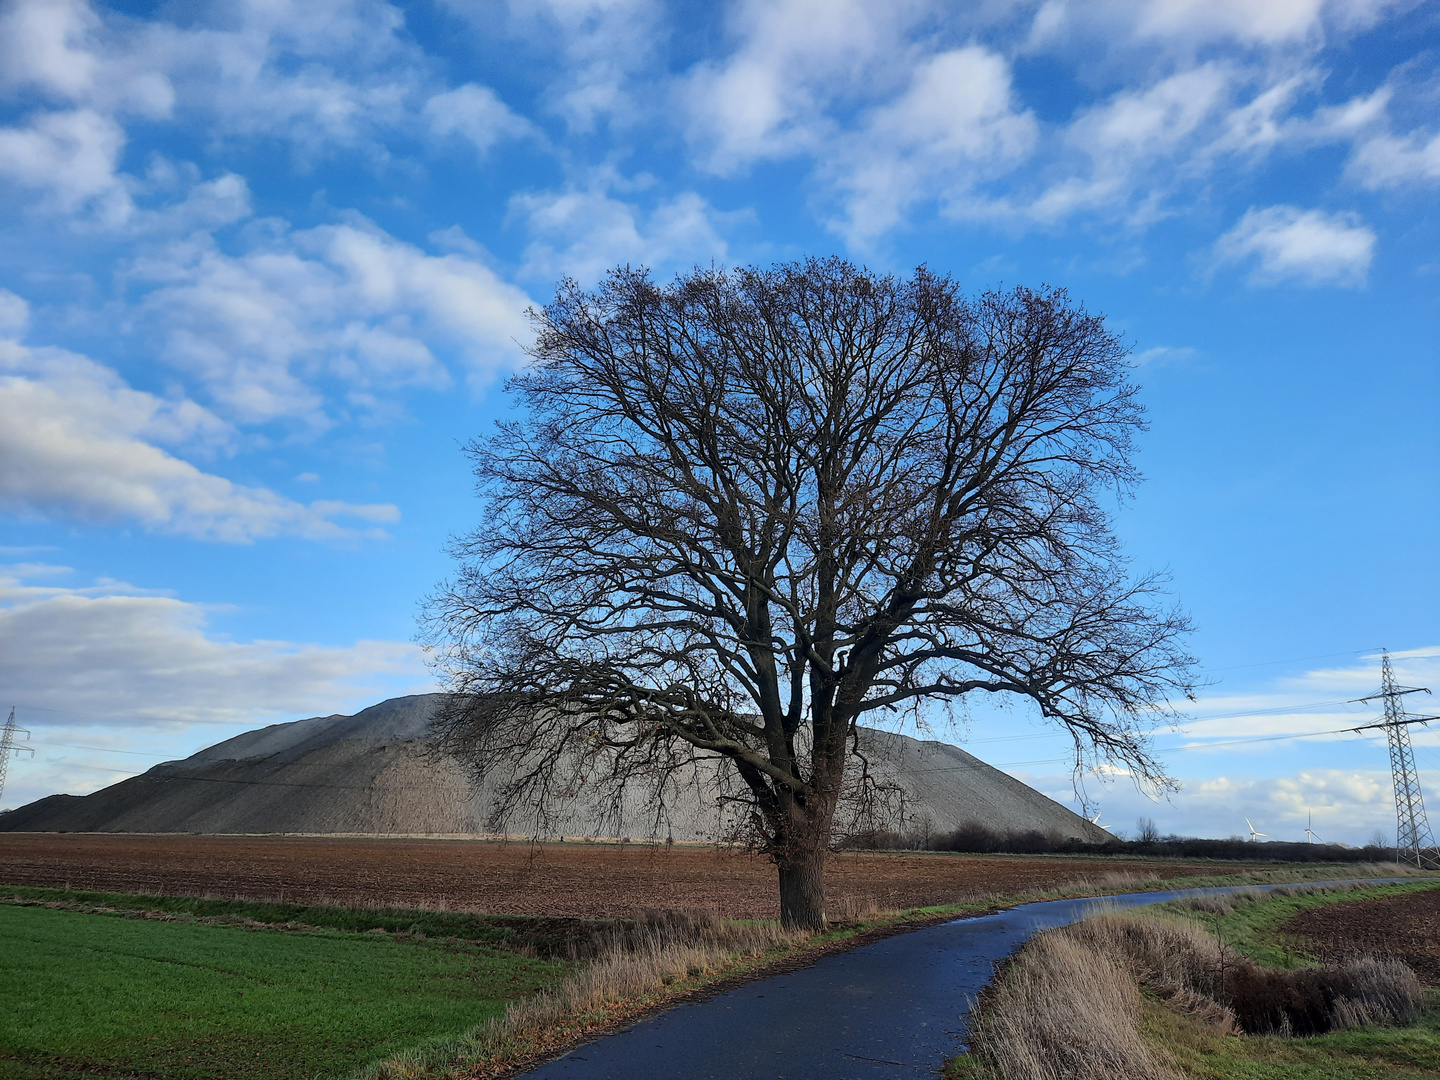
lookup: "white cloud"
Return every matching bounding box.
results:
[514,185,733,285]
[1348,128,1440,188]
[475,0,663,132]
[0,112,257,235]
[0,0,174,115]
[0,0,102,100]
[1028,0,1410,52]
[0,0,529,220]
[0,570,426,726]
[672,3,1045,243]
[1131,344,1198,367]
[1011,647,1440,843]
[1062,766,1408,844]
[0,290,29,338]
[673,3,1395,240]
[0,317,398,542]
[424,83,536,157]
[156,1,420,151]
[0,564,431,806]
[1022,63,1247,224]
[1152,649,1440,751]
[1084,64,1233,155]
[1134,0,1329,45]
[0,108,131,223]
[131,218,535,427]
[826,46,1038,244]
[680,0,931,174]
[129,171,255,235]
[1214,204,1376,286]
[1280,82,1440,192]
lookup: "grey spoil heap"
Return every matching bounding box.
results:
[0,695,1110,841]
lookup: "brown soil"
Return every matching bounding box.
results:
[1282,885,1440,987]
[0,833,1250,918]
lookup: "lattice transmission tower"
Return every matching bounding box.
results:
[1355,654,1439,870]
[0,707,33,808]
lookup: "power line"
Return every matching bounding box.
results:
[1159,725,1371,752]
[33,740,172,757]
[1197,648,1373,674]
[3,702,292,727]
[1175,698,1365,724]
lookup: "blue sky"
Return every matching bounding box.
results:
[1,0,1437,845]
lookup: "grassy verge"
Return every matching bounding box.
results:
[0,903,569,1080]
[1146,881,1440,1078]
[0,884,624,958]
[952,880,1440,1080]
[1142,989,1440,1079]
[1156,880,1440,968]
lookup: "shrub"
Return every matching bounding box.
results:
[842,821,1406,864]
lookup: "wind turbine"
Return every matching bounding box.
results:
[1304,811,1322,845]
[1245,817,1268,843]
[1088,809,1106,828]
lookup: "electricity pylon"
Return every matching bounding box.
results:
[0,707,33,808]
[1355,654,1439,870]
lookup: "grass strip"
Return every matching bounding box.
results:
[1155,880,1440,969]
[0,884,615,956]
[1142,988,1440,1079]
[0,904,571,1080]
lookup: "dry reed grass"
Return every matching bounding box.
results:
[968,927,1170,1080]
[965,900,1426,1080]
[360,907,808,1079]
[1168,880,1379,917]
[828,895,882,923]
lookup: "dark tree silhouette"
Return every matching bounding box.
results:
[424,258,1193,931]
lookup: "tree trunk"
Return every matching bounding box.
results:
[777,843,827,932]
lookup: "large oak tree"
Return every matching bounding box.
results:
[425,258,1193,930]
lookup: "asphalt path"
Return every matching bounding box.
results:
[520,879,1406,1080]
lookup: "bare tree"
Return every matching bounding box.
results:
[424,258,1193,931]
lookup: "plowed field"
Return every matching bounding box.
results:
[1283,884,1440,986]
[0,833,1250,918]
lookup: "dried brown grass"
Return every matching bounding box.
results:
[1167,880,1378,917]
[965,906,1426,1080]
[968,926,1171,1080]
[360,907,807,1079]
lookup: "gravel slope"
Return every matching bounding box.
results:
[0,695,1109,842]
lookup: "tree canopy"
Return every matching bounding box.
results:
[425,258,1193,929]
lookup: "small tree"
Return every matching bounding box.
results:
[425,258,1193,931]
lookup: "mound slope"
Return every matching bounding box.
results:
[1,695,1109,842]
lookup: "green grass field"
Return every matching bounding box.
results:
[0,902,570,1080]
